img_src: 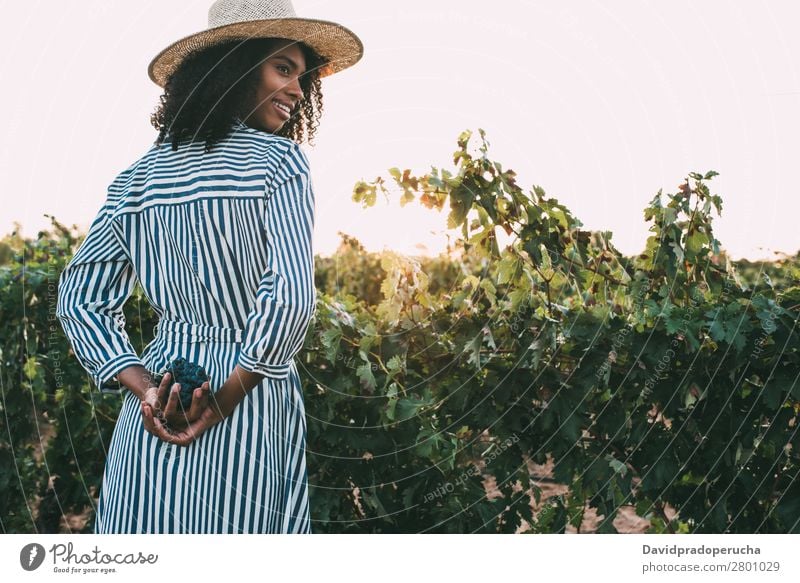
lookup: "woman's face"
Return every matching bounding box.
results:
[243,40,307,133]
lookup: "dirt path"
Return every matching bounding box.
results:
[481,454,675,533]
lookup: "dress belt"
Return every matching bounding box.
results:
[156,317,244,343]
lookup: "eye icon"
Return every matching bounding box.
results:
[19,543,46,571]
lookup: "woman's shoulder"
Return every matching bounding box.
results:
[237,128,310,172]
[268,142,311,193]
[105,131,309,208]
[117,131,295,171]
[276,140,311,174]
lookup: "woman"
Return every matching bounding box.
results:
[55,0,363,534]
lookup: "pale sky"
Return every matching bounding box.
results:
[1,0,798,260]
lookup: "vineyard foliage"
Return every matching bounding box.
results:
[1,129,798,533]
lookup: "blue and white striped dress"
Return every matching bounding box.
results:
[56,120,316,533]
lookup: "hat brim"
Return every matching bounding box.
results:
[148,17,364,88]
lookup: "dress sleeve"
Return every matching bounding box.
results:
[56,197,144,393]
[236,143,317,380]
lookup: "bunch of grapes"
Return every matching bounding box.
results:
[152,358,210,411]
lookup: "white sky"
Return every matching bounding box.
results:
[1,0,798,261]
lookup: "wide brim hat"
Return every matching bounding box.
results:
[148,0,364,88]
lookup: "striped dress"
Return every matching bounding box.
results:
[56,120,316,533]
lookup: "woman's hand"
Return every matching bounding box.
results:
[139,383,162,412]
[141,378,245,447]
[156,373,211,430]
[138,371,211,442]
[149,397,231,447]
[140,401,179,444]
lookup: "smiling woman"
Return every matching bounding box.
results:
[150,36,328,152]
[55,0,364,534]
[243,41,310,133]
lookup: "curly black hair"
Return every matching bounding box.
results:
[150,37,326,152]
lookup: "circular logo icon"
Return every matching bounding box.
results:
[19,543,46,571]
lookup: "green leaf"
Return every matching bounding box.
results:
[351,181,377,208]
[320,327,342,363]
[608,457,628,477]
[23,356,38,381]
[356,362,377,392]
[464,333,483,369]
[396,397,425,422]
[386,354,405,374]
[685,230,709,255]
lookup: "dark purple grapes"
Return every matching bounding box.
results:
[152,357,210,411]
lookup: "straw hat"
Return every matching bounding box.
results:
[147,0,364,88]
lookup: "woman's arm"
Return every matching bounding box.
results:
[117,364,158,401]
[210,365,266,417]
[227,144,316,400]
[234,143,317,381]
[56,196,146,393]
